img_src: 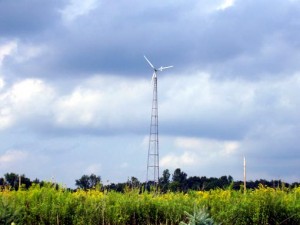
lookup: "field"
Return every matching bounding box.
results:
[0,184,299,225]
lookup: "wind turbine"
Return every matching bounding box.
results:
[144,56,173,83]
[144,55,173,185]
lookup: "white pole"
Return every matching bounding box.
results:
[244,156,246,194]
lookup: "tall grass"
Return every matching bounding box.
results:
[0,184,299,225]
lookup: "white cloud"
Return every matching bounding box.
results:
[0,77,4,90]
[160,72,253,121]
[174,137,240,156]
[222,141,240,155]
[10,79,52,105]
[9,79,54,117]
[14,44,47,64]
[159,136,242,177]
[0,40,17,66]
[175,137,204,149]
[53,76,150,129]
[160,72,300,137]
[1,71,300,140]
[0,107,12,129]
[61,0,99,22]
[0,79,55,129]
[0,70,297,183]
[160,151,198,168]
[217,0,235,10]
[54,87,103,126]
[0,40,46,67]
[0,75,148,132]
[0,150,28,166]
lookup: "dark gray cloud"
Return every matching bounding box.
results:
[3,0,300,80]
[0,0,66,37]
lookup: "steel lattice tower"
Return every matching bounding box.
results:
[144,56,173,185]
[147,75,159,184]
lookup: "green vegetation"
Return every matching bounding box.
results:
[0,169,299,224]
[179,207,218,225]
[1,169,299,193]
[0,184,299,225]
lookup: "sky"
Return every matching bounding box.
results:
[0,0,300,187]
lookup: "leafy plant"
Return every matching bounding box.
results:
[180,207,219,225]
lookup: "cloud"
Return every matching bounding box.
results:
[0,77,4,89]
[0,150,28,165]
[159,72,300,140]
[1,0,300,80]
[161,136,240,166]
[0,0,65,37]
[1,70,300,140]
[0,40,17,66]
[217,0,235,10]
[0,79,55,130]
[0,0,300,185]
[160,135,241,178]
[161,151,198,168]
[0,72,296,183]
[0,108,12,130]
[60,0,100,22]
[174,137,240,156]
[12,43,47,65]
[52,76,150,133]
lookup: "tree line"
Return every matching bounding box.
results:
[0,168,299,192]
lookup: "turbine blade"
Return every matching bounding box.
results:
[160,65,173,71]
[144,55,155,69]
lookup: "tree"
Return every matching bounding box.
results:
[170,168,187,192]
[20,175,31,189]
[129,176,140,188]
[4,173,31,190]
[161,169,170,183]
[187,176,203,190]
[75,174,101,190]
[159,169,170,192]
[4,172,18,188]
[172,168,187,183]
[228,175,233,184]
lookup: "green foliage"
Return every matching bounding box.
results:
[180,207,218,225]
[3,173,32,191]
[75,174,101,190]
[159,169,170,193]
[0,184,299,225]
